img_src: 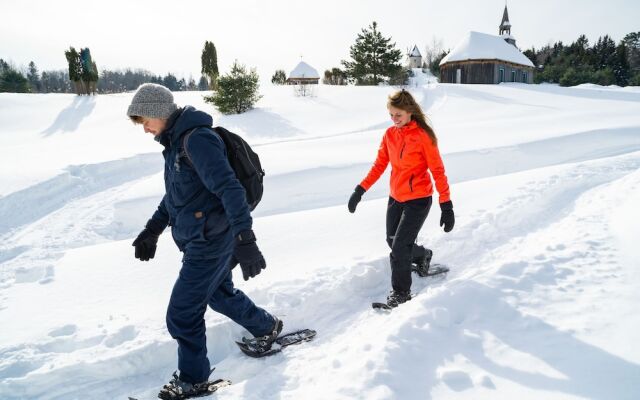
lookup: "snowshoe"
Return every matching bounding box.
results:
[236,319,316,359]
[236,317,283,357]
[156,370,230,400]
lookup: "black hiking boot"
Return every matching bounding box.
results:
[158,371,212,400]
[240,316,283,355]
[412,248,433,277]
[386,290,412,308]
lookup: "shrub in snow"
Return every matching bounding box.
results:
[204,61,262,114]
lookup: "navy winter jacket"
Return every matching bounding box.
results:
[148,106,252,260]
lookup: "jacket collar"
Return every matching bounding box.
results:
[155,106,214,148]
[394,119,418,134]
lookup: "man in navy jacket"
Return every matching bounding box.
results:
[127,83,281,399]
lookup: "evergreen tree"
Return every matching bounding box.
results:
[163,73,179,91]
[341,21,403,85]
[593,35,617,69]
[323,68,347,85]
[523,48,538,67]
[271,69,287,85]
[429,50,448,77]
[79,48,99,94]
[0,66,30,93]
[198,75,209,91]
[27,61,41,92]
[204,60,262,114]
[201,41,219,90]
[622,32,640,74]
[65,47,83,94]
[177,77,187,91]
[612,42,630,86]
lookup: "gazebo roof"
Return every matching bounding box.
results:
[289,61,320,79]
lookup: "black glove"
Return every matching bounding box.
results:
[348,185,366,213]
[439,200,455,233]
[132,219,164,261]
[234,230,266,281]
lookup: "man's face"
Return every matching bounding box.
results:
[140,117,167,136]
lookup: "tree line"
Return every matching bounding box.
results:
[524,32,639,86]
[0,60,211,94]
[1,41,220,94]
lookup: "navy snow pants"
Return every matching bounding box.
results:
[166,254,275,384]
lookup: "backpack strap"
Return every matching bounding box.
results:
[180,128,197,167]
[180,125,213,167]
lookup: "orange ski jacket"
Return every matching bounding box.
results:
[360,120,451,204]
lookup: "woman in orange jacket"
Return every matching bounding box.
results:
[348,89,454,308]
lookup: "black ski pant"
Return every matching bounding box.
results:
[386,196,432,293]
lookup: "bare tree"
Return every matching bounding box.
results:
[424,36,444,69]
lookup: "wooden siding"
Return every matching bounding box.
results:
[440,60,534,84]
[286,78,319,85]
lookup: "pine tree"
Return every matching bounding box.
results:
[163,73,179,91]
[198,75,209,91]
[27,61,41,92]
[271,69,287,85]
[612,42,630,86]
[201,41,219,90]
[65,47,82,94]
[622,32,640,83]
[0,66,30,93]
[341,21,403,85]
[204,60,262,114]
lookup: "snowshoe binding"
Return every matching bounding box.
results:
[157,370,230,400]
[372,290,412,310]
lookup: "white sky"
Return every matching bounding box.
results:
[1,0,639,80]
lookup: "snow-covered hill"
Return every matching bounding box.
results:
[0,82,639,399]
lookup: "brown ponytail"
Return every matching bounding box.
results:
[387,90,437,145]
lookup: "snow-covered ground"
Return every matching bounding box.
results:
[0,79,639,399]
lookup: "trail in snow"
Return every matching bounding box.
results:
[1,151,638,399]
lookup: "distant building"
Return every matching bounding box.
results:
[408,45,423,69]
[439,5,534,84]
[287,61,320,85]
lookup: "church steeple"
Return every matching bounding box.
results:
[499,4,511,35]
[499,3,516,46]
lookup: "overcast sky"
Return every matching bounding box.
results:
[2,0,638,80]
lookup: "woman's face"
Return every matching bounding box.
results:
[388,106,412,128]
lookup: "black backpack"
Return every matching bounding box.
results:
[182,126,265,211]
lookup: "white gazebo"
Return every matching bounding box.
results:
[287,61,320,96]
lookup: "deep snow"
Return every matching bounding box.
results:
[0,80,639,399]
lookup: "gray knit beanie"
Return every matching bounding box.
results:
[127,83,178,119]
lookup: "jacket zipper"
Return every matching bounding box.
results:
[409,174,414,192]
[400,142,406,159]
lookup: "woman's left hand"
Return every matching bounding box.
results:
[439,200,455,232]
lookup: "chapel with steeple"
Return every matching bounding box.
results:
[438,3,534,84]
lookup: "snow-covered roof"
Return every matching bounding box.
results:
[439,31,534,67]
[289,61,320,79]
[409,45,422,58]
